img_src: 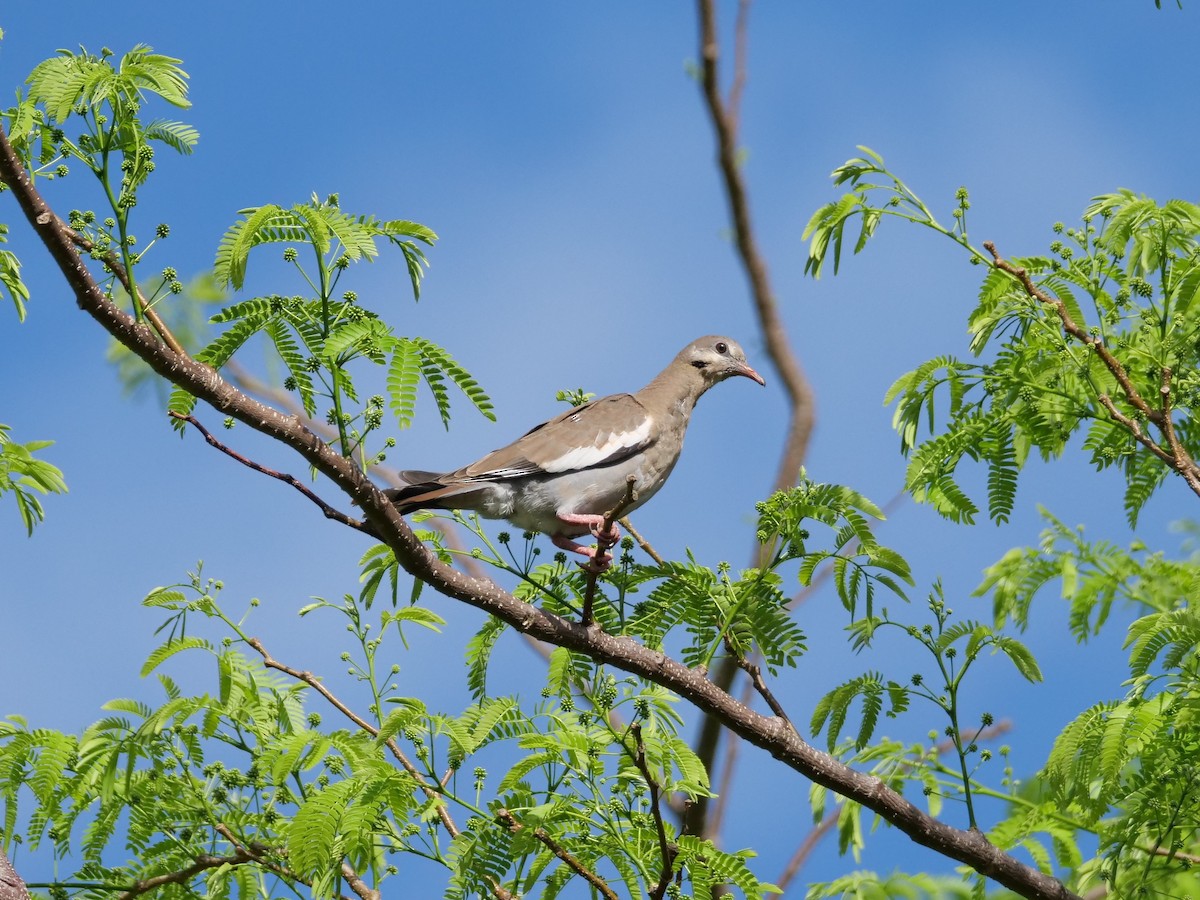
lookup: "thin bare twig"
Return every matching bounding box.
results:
[729,649,794,730]
[496,809,619,900]
[169,411,369,530]
[619,516,665,565]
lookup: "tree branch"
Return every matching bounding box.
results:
[496,809,619,900]
[984,240,1200,501]
[0,120,1079,900]
[245,637,460,838]
[628,723,678,900]
[692,0,818,834]
[169,411,369,529]
[0,849,29,900]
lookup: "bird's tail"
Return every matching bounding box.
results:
[383,470,450,513]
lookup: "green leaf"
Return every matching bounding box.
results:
[141,118,198,154]
[213,204,293,290]
[992,636,1043,683]
[387,338,423,429]
[139,636,212,676]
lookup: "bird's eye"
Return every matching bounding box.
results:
[715,341,728,354]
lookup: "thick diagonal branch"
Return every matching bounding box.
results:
[0,850,29,900]
[0,122,1078,900]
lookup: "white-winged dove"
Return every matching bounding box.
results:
[380,335,765,567]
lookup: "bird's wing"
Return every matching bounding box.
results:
[457,393,656,482]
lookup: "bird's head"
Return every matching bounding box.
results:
[682,335,766,387]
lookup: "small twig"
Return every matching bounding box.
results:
[629,723,678,900]
[169,411,369,530]
[581,476,639,627]
[245,637,460,838]
[496,809,618,900]
[618,516,665,565]
[66,227,188,356]
[723,640,794,730]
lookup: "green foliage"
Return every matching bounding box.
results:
[168,195,493,461]
[972,510,1200,891]
[977,507,1193,638]
[0,564,791,900]
[755,475,914,617]
[0,222,29,320]
[813,585,1037,829]
[0,423,67,534]
[5,46,492,473]
[4,46,198,323]
[805,870,981,899]
[809,152,1200,528]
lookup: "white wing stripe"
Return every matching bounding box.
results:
[541,418,652,473]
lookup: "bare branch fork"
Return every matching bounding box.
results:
[984,240,1200,500]
[0,124,1078,900]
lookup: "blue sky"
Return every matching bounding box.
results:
[1,2,1197,894]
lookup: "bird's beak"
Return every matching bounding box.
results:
[737,363,766,386]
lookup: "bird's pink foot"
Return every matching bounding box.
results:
[557,513,621,545]
[551,532,613,571]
